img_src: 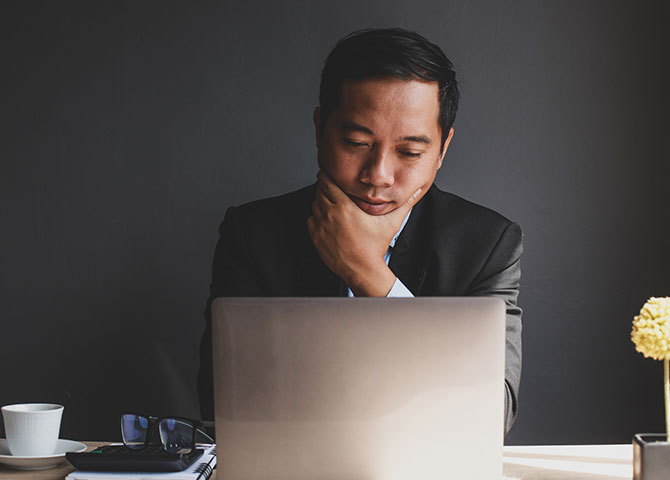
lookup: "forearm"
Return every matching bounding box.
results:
[466,222,523,434]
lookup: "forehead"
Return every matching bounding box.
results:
[335,77,441,135]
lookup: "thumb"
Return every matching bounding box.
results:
[386,188,422,225]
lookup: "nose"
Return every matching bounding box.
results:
[358,147,394,188]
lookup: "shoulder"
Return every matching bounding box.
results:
[222,184,315,232]
[420,184,522,250]
[232,184,315,218]
[426,185,516,227]
[216,185,316,256]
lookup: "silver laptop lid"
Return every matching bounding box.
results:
[212,297,505,480]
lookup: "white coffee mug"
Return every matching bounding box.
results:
[1,403,64,456]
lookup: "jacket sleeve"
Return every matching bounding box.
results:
[465,222,523,435]
[197,206,264,421]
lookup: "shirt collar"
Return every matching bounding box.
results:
[390,209,412,249]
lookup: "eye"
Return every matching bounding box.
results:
[343,139,368,148]
[399,151,421,158]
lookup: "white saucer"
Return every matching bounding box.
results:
[0,438,87,470]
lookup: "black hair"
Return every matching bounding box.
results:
[319,28,459,148]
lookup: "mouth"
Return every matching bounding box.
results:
[349,195,393,215]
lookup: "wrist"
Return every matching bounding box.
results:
[348,263,396,297]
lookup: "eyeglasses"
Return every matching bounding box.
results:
[120,413,214,455]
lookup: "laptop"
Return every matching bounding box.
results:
[211,297,506,480]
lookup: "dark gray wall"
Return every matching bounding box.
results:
[2,0,669,445]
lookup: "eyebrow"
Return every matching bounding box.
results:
[340,121,432,144]
[341,121,374,135]
[401,134,432,144]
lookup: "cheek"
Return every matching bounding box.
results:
[396,161,439,191]
[321,146,362,182]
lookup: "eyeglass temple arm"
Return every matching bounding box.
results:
[197,420,215,443]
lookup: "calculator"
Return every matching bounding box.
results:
[66,444,204,472]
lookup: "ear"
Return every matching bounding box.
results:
[437,127,454,170]
[313,106,321,148]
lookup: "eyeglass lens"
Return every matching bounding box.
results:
[121,414,150,449]
[159,418,195,454]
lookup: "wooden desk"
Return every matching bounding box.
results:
[0,443,633,479]
[503,444,632,479]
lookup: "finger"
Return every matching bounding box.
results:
[316,170,337,203]
[386,187,422,224]
[317,170,348,203]
[315,182,335,206]
[306,216,316,239]
[312,197,328,221]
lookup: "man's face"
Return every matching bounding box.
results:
[314,77,453,215]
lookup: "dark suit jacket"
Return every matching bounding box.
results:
[198,183,523,434]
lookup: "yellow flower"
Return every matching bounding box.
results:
[632,297,670,360]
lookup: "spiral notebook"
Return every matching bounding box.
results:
[66,445,216,480]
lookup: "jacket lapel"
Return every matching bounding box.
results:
[389,237,427,296]
[388,186,433,296]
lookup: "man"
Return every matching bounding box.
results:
[198,28,523,434]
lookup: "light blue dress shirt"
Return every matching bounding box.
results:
[346,211,414,298]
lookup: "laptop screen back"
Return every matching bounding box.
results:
[212,297,505,480]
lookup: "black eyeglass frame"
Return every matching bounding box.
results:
[120,412,214,455]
